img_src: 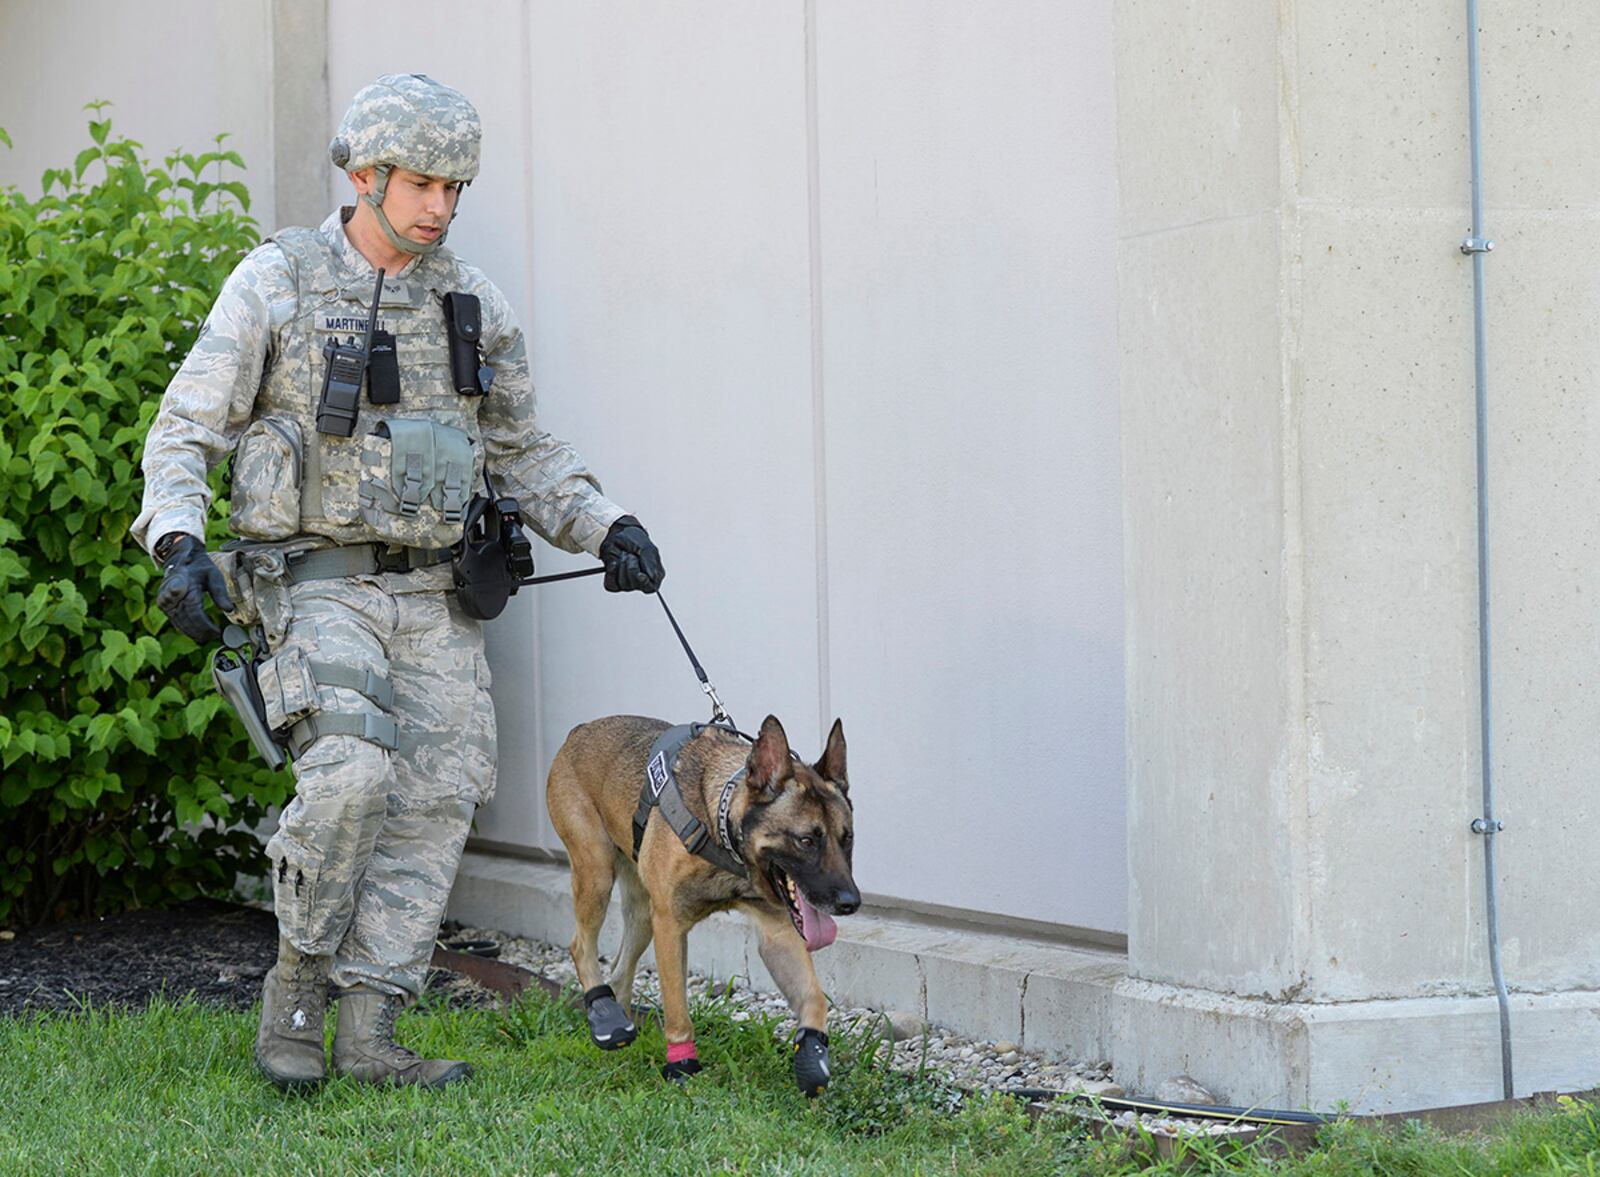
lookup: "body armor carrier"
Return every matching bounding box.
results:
[228,223,486,551]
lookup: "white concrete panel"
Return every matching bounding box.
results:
[817,2,1125,933]
[1295,1,1600,209]
[1478,211,1600,993]
[1120,211,1300,991]
[325,0,532,312]
[0,0,274,227]
[1293,4,1467,209]
[324,1,545,845]
[1114,0,1281,237]
[1296,205,1600,1000]
[1296,205,1483,1001]
[520,4,818,853]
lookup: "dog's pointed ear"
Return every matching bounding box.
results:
[814,718,847,792]
[746,714,793,799]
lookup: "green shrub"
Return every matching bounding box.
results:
[0,107,289,927]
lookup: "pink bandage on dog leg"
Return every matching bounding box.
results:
[666,1041,697,1065]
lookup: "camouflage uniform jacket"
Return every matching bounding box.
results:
[132,207,625,560]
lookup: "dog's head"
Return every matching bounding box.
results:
[738,715,858,951]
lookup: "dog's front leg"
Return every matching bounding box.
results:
[748,905,832,1097]
[650,904,700,1081]
[747,905,827,1030]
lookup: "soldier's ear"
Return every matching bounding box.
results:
[746,715,793,800]
[349,166,376,196]
[814,718,847,793]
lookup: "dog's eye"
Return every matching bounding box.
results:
[841,830,853,846]
[797,835,816,849]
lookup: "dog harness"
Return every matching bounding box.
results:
[632,723,750,878]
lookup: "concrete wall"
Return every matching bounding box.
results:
[321,1,1127,935]
[7,0,1600,1115]
[1,1,1124,935]
[0,0,275,229]
[1116,0,1600,1106]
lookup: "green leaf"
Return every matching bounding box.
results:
[1,115,268,924]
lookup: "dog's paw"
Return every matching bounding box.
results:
[582,984,637,1051]
[661,1057,703,1084]
[792,1027,831,1097]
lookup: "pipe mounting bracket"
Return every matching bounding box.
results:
[1471,817,1505,835]
[1461,236,1496,255]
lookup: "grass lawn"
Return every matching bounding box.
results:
[4,985,1599,1176]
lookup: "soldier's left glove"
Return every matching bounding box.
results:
[599,516,665,594]
[154,533,235,643]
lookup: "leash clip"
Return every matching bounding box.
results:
[702,680,733,727]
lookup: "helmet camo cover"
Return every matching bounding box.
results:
[330,73,480,183]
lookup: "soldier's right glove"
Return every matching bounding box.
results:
[154,533,235,643]
[599,516,665,594]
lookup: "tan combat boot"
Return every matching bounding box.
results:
[254,938,330,1090]
[331,986,472,1088]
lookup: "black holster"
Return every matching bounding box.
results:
[453,495,514,620]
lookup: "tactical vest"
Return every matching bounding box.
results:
[228,225,484,550]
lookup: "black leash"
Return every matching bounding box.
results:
[522,566,606,586]
[523,568,734,727]
[654,591,734,726]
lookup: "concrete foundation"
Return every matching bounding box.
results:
[449,850,1600,1114]
[448,850,1124,1065]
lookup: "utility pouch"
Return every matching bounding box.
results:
[211,625,287,771]
[229,416,304,540]
[443,292,489,396]
[366,328,400,405]
[358,418,476,548]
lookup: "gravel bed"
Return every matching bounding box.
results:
[446,922,1256,1140]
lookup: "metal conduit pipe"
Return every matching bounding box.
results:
[1460,0,1514,1101]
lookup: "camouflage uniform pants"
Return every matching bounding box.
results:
[260,570,496,999]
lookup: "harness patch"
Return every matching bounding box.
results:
[647,750,670,799]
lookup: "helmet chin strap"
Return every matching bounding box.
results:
[362,164,460,257]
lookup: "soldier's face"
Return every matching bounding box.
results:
[354,166,462,247]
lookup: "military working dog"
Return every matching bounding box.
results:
[546,714,859,1095]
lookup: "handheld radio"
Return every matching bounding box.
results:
[316,267,386,437]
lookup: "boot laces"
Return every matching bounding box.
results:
[375,995,421,1064]
[280,955,325,1025]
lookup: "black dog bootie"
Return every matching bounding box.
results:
[583,984,637,1050]
[792,1027,831,1097]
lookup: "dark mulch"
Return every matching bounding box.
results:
[0,898,497,1016]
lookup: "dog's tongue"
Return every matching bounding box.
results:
[797,891,838,952]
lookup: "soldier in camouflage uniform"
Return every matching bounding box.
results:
[133,74,664,1090]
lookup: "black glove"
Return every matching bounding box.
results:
[599,516,664,594]
[154,533,235,643]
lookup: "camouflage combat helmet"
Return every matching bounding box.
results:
[330,73,481,256]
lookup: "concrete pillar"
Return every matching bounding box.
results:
[1115,1,1600,1112]
[269,0,329,234]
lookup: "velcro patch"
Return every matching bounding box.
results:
[647,750,670,799]
[318,313,390,335]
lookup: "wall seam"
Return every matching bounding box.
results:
[518,0,550,850]
[805,0,831,734]
[1277,0,1312,989]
